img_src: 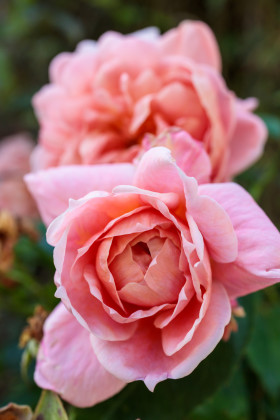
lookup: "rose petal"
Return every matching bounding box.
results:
[91,282,230,390]
[35,303,126,407]
[199,182,280,298]
[25,163,135,226]
[160,20,221,71]
[226,104,267,178]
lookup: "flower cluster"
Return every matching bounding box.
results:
[2,20,278,409]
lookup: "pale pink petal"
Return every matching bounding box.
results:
[25,163,135,225]
[186,191,238,263]
[170,282,231,379]
[129,95,153,134]
[52,52,96,95]
[91,282,230,391]
[144,239,185,302]
[102,208,170,240]
[91,319,172,391]
[79,261,173,325]
[49,52,72,84]
[191,68,235,180]
[153,282,195,329]
[161,289,210,356]
[132,70,161,101]
[118,282,172,307]
[153,82,205,126]
[56,273,137,341]
[79,132,124,164]
[198,183,280,298]
[160,20,221,71]
[76,39,97,53]
[143,129,212,183]
[134,146,194,197]
[109,244,144,290]
[131,27,160,42]
[141,130,211,183]
[226,105,267,178]
[35,303,126,408]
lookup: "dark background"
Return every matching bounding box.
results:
[0,1,280,419]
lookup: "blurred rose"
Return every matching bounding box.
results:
[0,134,37,218]
[32,21,266,181]
[26,147,280,407]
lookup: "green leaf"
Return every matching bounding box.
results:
[188,369,249,420]
[70,295,254,420]
[20,339,39,383]
[246,304,280,398]
[33,390,68,420]
[260,114,280,140]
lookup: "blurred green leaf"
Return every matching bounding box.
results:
[20,339,39,384]
[260,114,280,140]
[33,390,68,420]
[188,369,249,420]
[246,304,280,399]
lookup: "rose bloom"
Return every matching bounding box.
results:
[32,21,266,181]
[0,134,37,218]
[26,146,280,408]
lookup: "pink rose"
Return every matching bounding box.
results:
[26,147,280,407]
[0,134,37,218]
[32,21,266,181]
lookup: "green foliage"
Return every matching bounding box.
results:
[33,390,68,420]
[0,226,56,407]
[189,370,249,420]
[247,303,280,399]
[261,114,280,141]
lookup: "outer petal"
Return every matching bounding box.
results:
[226,103,267,178]
[186,193,238,263]
[25,163,135,225]
[191,67,235,180]
[160,20,221,71]
[35,303,126,407]
[91,282,231,391]
[131,27,160,42]
[198,183,280,298]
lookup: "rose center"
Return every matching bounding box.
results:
[107,229,186,308]
[131,241,152,274]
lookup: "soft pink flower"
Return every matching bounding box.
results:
[26,147,280,406]
[0,134,37,218]
[32,21,266,181]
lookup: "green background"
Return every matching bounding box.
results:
[0,0,280,419]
